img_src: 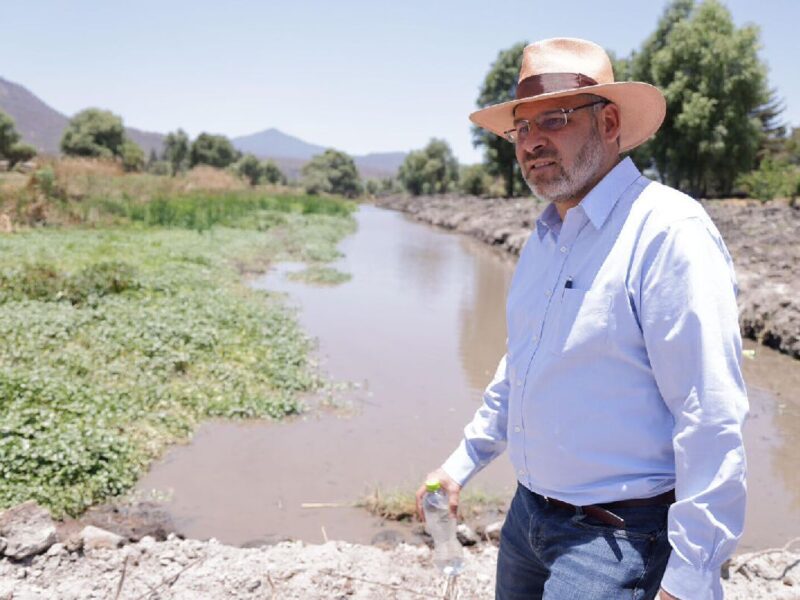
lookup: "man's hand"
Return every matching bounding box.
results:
[416,468,462,521]
[659,589,679,600]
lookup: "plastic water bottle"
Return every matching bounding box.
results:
[423,481,465,577]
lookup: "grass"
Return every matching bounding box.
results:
[0,190,356,518]
[358,486,510,522]
[287,265,352,286]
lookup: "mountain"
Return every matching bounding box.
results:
[0,76,164,155]
[0,76,406,177]
[232,128,325,161]
[232,128,405,179]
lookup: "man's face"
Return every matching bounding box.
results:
[513,95,608,204]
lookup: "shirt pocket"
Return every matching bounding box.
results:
[549,288,612,355]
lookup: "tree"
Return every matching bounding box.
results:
[301,149,362,198]
[163,129,190,175]
[785,128,800,165]
[61,108,126,158]
[120,140,145,172]
[236,154,264,185]
[0,110,37,167]
[473,41,527,197]
[459,164,492,197]
[398,138,460,195]
[189,133,239,169]
[629,0,773,197]
[262,160,287,185]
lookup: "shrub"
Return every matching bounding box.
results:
[121,140,145,173]
[459,164,492,197]
[190,133,240,169]
[398,139,459,195]
[301,149,362,198]
[236,154,264,186]
[61,108,126,158]
[737,157,800,202]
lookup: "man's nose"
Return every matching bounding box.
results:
[518,129,547,156]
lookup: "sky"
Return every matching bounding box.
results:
[1,0,797,164]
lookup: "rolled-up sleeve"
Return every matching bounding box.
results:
[639,217,748,600]
[442,354,510,486]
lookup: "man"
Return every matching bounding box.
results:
[416,38,747,600]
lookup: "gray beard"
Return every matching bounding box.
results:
[524,126,605,204]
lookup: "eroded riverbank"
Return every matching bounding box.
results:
[376,194,800,359]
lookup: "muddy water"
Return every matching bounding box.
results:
[136,205,799,552]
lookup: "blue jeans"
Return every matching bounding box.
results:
[496,484,671,599]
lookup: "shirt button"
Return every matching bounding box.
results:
[514,426,521,433]
[518,469,525,476]
[532,335,539,342]
[560,246,568,253]
[516,379,522,385]
[544,290,552,297]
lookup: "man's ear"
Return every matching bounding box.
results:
[601,103,622,145]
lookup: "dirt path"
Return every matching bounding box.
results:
[376,194,800,359]
[2,535,798,599]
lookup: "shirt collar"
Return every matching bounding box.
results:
[535,156,641,239]
[536,203,562,239]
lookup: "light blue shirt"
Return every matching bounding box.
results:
[442,157,748,600]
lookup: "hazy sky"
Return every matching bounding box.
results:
[2,0,797,163]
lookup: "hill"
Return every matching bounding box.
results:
[0,77,165,156]
[231,128,405,179]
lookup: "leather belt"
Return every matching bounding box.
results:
[544,489,675,530]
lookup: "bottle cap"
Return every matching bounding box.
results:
[425,480,441,492]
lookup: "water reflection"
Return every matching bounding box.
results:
[456,237,513,393]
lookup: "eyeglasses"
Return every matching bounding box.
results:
[503,100,609,143]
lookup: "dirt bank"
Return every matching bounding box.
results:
[376,194,800,359]
[1,534,797,599]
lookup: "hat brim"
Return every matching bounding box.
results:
[469,81,665,153]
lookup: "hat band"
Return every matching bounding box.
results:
[515,72,599,100]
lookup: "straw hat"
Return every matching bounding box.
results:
[470,38,666,153]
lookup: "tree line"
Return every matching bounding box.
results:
[402,0,799,202]
[3,0,796,202]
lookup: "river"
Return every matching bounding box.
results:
[136,204,800,553]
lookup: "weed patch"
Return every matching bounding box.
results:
[0,202,355,517]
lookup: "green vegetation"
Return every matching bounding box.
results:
[472,41,528,198]
[287,265,351,286]
[0,110,37,167]
[236,154,288,187]
[359,486,509,522]
[60,108,127,159]
[163,129,191,175]
[0,185,356,517]
[398,139,460,196]
[190,133,240,169]
[262,159,288,185]
[121,139,146,173]
[459,164,493,197]
[628,0,774,197]
[301,149,362,198]
[737,156,799,204]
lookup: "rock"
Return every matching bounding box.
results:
[456,524,478,546]
[45,543,66,557]
[79,526,124,550]
[63,534,83,553]
[0,501,57,560]
[483,521,503,543]
[370,529,405,549]
[0,537,6,554]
